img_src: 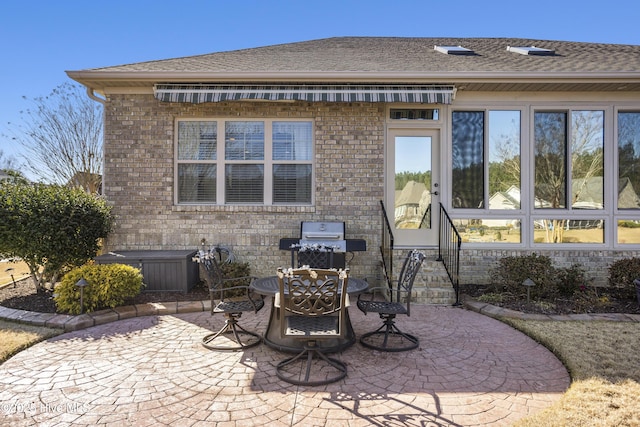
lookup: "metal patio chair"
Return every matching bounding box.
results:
[357,249,425,352]
[275,267,349,386]
[197,251,264,351]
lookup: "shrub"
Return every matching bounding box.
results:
[198,261,253,298]
[608,257,640,300]
[55,264,144,314]
[0,181,112,293]
[556,263,587,297]
[220,261,252,285]
[489,253,558,299]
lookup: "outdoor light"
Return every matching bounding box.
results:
[5,267,16,288]
[75,278,89,314]
[522,278,535,303]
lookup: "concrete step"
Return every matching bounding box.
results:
[415,258,458,304]
[413,286,458,305]
[380,251,458,304]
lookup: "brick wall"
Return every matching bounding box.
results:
[458,248,640,287]
[103,94,639,289]
[102,94,385,281]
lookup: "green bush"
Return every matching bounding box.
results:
[556,263,587,297]
[55,264,144,314]
[220,261,252,284]
[0,181,113,293]
[489,253,558,299]
[199,261,253,298]
[608,257,640,300]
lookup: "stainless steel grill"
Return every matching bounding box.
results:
[279,221,366,270]
[299,221,346,252]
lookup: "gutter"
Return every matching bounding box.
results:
[66,70,640,84]
[85,87,106,104]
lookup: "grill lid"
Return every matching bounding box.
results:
[299,221,346,252]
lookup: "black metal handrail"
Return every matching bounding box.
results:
[379,200,394,290]
[418,204,431,229]
[437,203,462,305]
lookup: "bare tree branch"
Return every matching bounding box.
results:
[3,83,103,193]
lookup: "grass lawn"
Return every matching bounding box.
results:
[507,319,640,427]
[0,319,61,364]
[0,260,31,286]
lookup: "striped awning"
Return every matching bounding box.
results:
[154,84,456,104]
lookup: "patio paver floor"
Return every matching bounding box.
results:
[0,302,570,426]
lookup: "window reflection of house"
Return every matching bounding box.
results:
[618,177,640,209]
[483,186,521,227]
[571,177,604,209]
[395,181,431,229]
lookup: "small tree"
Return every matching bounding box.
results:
[4,82,103,193]
[0,180,113,293]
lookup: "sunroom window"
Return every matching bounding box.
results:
[533,111,604,210]
[617,112,640,210]
[176,119,313,205]
[533,110,605,244]
[451,110,522,209]
[451,110,523,244]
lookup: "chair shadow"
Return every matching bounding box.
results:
[325,390,463,427]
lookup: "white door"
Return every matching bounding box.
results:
[386,128,440,247]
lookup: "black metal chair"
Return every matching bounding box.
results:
[275,267,349,386]
[357,249,425,352]
[196,251,264,351]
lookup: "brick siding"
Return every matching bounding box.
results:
[103,94,639,290]
[103,94,385,282]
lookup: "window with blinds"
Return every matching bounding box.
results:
[176,119,313,205]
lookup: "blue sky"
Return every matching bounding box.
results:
[1,0,640,164]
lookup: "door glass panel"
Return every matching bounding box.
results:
[394,136,432,230]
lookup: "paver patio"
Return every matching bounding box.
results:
[0,302,570,426]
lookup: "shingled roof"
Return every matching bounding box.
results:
[67,37,640,93]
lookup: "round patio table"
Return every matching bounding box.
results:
[250,275,369,353]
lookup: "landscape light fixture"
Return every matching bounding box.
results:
[5,267,16,288]
[75,278,89,314]
[522,278,535,303]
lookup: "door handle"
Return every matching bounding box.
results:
[433,183,439,196]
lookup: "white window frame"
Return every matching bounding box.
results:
[174,118,314,206]
[446,101,635,249]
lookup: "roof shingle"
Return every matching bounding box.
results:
[82,37,640,74]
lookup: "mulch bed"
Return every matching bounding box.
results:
[0,277,210,314]
[460,283,640,315]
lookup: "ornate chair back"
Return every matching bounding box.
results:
[277,267,348,340]
[274,267,350,385]
[392,249,426,316]
[356,249,425,352]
